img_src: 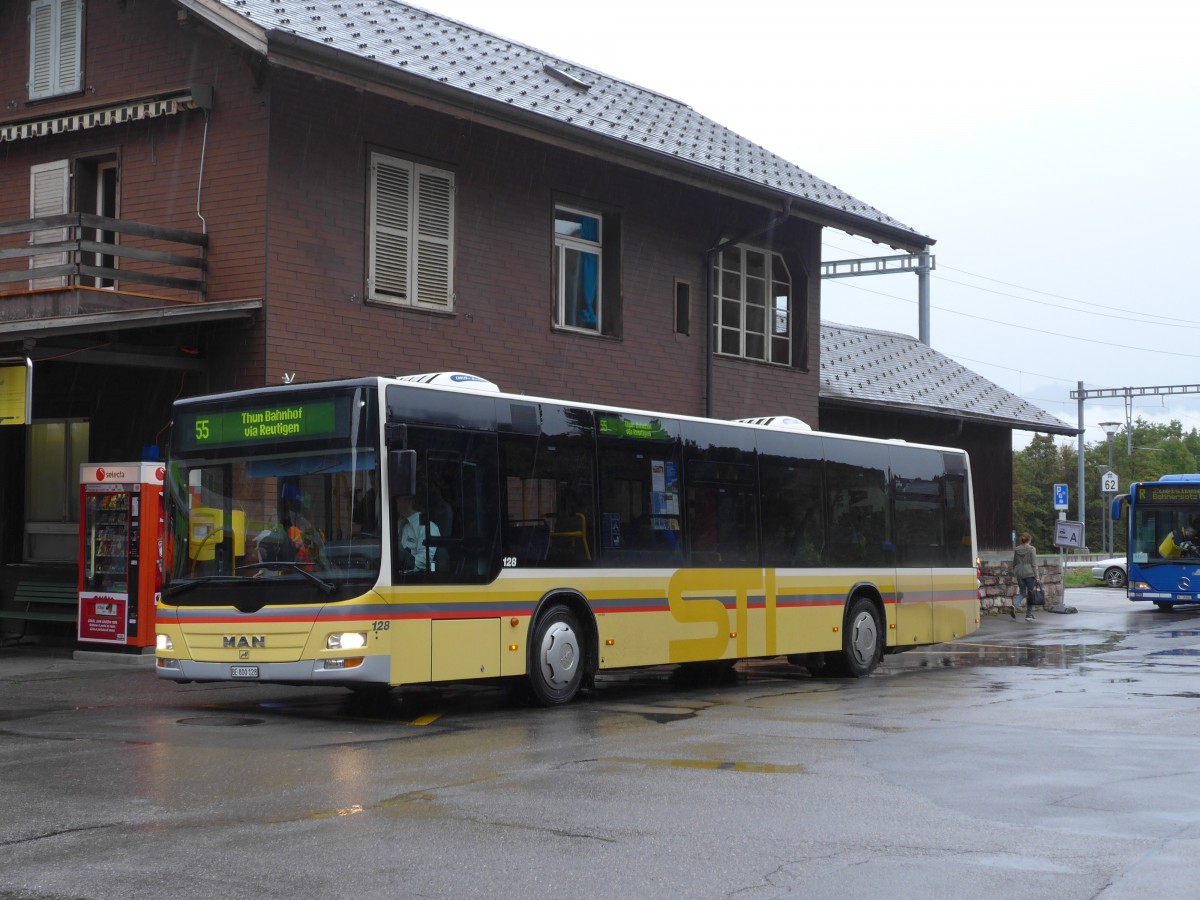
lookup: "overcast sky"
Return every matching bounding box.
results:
[425,0,1200,450]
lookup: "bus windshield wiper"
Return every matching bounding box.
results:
[237,561,335,593]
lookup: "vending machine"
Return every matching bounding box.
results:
[78,462,165,648]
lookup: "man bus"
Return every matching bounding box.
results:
[155,373,980,704]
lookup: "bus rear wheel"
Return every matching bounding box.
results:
[528,604,584,706]
[829,597,882,678]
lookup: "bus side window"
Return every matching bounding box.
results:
[824,440,889,567]
[890,446,946,567]
[399,429,499,583]
[760,455,825,567]
[499,406,596,567]
[597,450,681,565]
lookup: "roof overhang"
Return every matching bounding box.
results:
[0,292,261,343]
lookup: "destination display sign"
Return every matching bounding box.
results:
[1138,483,1200,504]
[597,414,672,441]
[176,399,339,451]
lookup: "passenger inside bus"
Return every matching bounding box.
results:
[1159,522,1200,558]
[396,493,440,573]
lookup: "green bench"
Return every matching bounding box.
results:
[0,581,77,638]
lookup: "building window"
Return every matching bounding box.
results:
[29,0,83,101]
[554,206,603,332]
[25,419,89,562]
[367,151,455,310]
[553,204,621,337]
[712,246,792,365]
[674,279,691,335]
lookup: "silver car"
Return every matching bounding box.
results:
[1091,557,1127,588]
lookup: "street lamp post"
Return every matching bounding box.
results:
[1100,422,1121,555]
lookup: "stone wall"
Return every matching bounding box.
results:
[978,557,1063,615]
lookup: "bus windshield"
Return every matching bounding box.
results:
[1131,503,1200,565]
[164,386,381,602]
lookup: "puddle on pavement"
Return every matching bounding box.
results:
[893,632,1128,671]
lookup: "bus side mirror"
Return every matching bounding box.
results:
[1111,494,1129,521]
[388,449,416,498]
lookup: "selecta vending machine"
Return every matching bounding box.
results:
[78,462,165,648]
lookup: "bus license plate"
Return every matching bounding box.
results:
[230,666,259,678]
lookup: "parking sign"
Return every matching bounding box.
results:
[1054,484,1068,510]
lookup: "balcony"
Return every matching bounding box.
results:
[0,212,212,333]
[0,213,263,347]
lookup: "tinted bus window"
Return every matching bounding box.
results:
[941,452,972,566]
[386,384,497,431]
[398,426,499,582]
[595,412,682,565]
[890,445,947,566]
[757,430,825,567]
[682,421,758,566]
[824,437,889,566]
[498,404,596,566]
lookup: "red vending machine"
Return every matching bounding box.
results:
[78,462,165,648]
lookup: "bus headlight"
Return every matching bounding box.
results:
[157,634,174,651]
[1130,581,1151,591]
[327,632,367,651]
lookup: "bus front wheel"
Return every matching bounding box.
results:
[830,597,882,678]
[528,604,584,706]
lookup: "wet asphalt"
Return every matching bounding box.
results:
[2,586,1199,899]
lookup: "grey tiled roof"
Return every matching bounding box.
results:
[821,323,1076,434]
[196,0,930,247]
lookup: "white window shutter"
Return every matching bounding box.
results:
[413,166,454,309]
[57,0,82,95]
[30,160,70,289]
[29,0,54,99]
[368,153,412,304]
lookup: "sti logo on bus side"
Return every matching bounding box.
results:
[223,635,265,649]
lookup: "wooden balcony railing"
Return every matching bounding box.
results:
[0,213,207,300]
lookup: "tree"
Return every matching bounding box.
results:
[1013,434,1076,547]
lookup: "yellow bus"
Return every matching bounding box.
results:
[155,373,980,704]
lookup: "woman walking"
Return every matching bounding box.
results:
[1012,532,1038,621]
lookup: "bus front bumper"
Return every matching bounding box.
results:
[155,654,392,685]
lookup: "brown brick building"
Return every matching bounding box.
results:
[0,1,1068,617]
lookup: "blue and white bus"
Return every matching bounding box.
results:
[1114,474,1200,610]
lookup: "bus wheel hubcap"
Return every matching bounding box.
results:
[539,622,578,687]
[850,613,877,665]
